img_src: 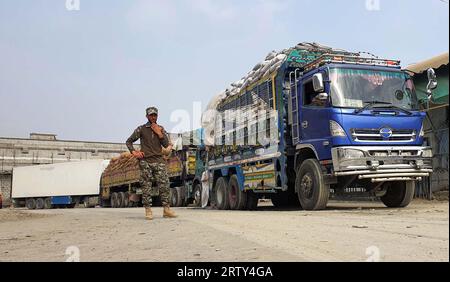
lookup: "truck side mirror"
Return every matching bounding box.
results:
[312,73,325,92]
[426,68,438,98]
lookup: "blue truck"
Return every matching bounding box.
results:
[202,43,435,211]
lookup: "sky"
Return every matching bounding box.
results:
[0,0,448,143]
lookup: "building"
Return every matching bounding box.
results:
[407,52,449,198]
[0,133,129,206]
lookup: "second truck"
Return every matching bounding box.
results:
[100,131,206,208]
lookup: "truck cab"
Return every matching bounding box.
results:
[290,55,434,210]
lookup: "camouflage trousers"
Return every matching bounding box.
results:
[139,160,170,208]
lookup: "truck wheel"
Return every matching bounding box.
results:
[295,159,330,211]
[170,188,179,207]
[118,192,126,208]
[44,198,52,209]
[110,192,118,208]
[215,177,230,210]
[124,192,130,208]
[228,175,246,210]
[245,191,258,210]
[35,198,45,210]
[176,187,185,207]
[381,181,415,208]
[193,183,202,207]
[26,198,36,210]
[83,197,90,208]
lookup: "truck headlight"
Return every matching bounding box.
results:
[330,121,346,137]
[422,149,433,158]
[338,148,365,159]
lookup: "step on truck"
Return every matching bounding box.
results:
[202,42,436,211]
[11,159,110,209]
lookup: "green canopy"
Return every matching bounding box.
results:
[407,53,449,105]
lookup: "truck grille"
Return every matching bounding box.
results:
[351,128,416,142]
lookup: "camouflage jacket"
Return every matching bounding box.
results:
[126,122,170,164]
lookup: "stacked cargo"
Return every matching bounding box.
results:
[101,153,140,188]
[202,42,356,147]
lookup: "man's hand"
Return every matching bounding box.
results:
[151,124,164,138]
[132,151,145,159]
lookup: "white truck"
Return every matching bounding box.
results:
[12,160,110,209]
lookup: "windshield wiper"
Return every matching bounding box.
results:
[355,101,412,115]
[354,101,392,114]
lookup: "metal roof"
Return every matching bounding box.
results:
[406,52,449,74]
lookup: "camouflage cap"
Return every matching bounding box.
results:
[146,107,158,116]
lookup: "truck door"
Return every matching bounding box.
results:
[297,73,331,157]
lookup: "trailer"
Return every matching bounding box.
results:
[12,160,110,209]
[99,133,206,208]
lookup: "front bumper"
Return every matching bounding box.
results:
[331,146,433,182]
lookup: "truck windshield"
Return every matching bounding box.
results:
[329,68,419,110]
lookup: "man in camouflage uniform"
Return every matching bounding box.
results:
[126,107,177,220]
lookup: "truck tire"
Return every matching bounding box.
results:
[381,181,415,208]
[44,198,52,209]
[83,197,90,208]
[176,187,185,207]
[295,159,330,211]
[124,192,130,208]
[111,192,118,208]
[245,191,258,210]
[26,198,36,210]
[193,183,202,207]
[118,192,126,208]
[228,175,246,210]
[35,198,45,210]
[170,188,180,207]
[215,177,230,210]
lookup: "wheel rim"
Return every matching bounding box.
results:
[194,187,201,205]
[172,190,178,206]
[300,173,314,200]
[124,193,129,207]
[111,193,117,208]
[45,198,51,209]
[36,199,44,209]
[217,187,224,205]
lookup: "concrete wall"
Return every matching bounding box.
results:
[0,174,12,206]
[0,135,131,206]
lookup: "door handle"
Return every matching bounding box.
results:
[302,121,308,128]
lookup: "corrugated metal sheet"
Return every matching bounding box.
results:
[407,52,449,74]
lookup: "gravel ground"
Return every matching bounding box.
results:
[0,199,448,262]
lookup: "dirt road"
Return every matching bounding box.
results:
[0,200,448,262]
